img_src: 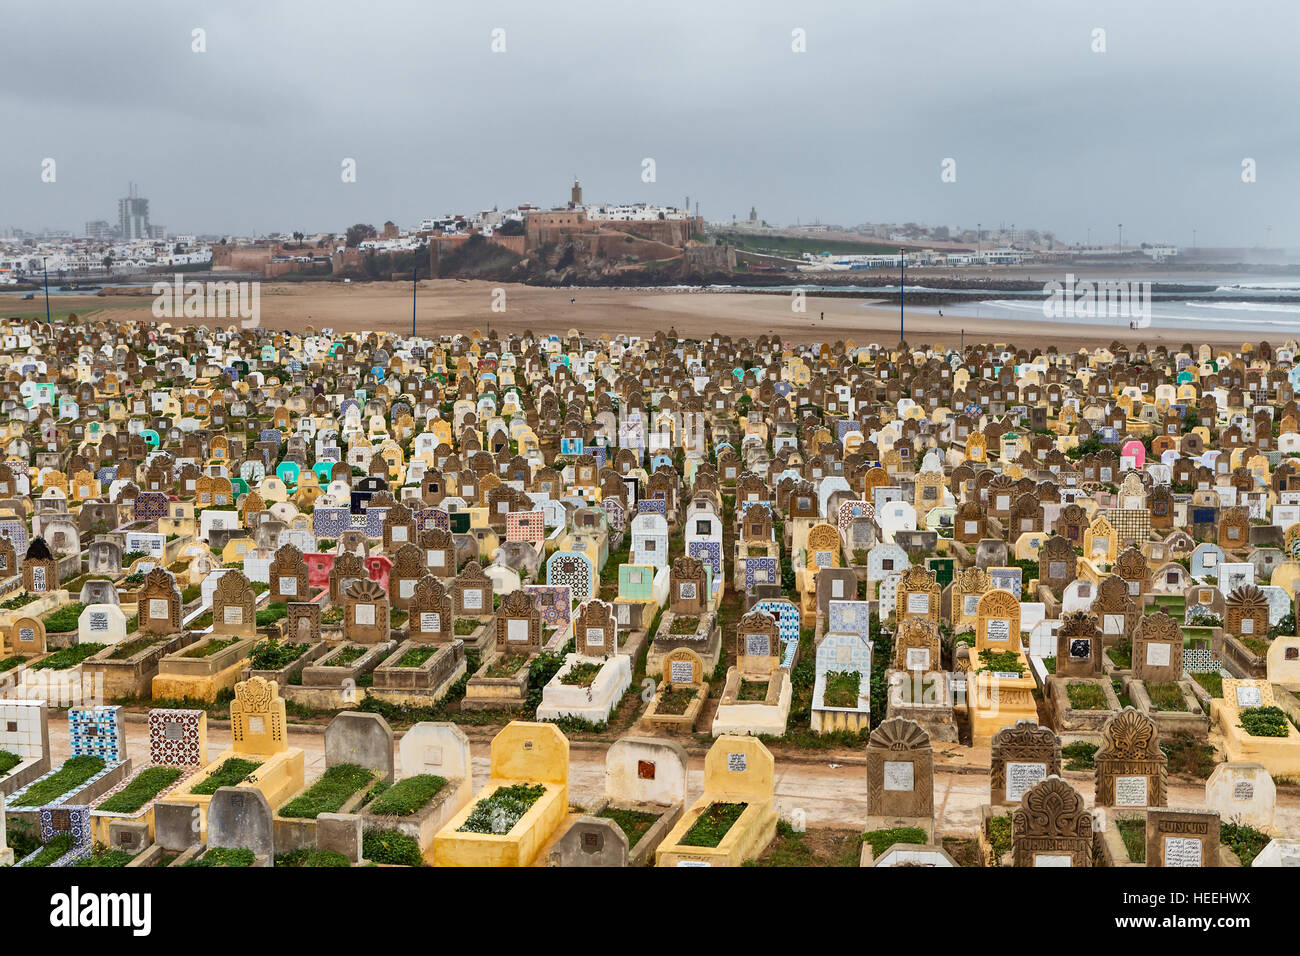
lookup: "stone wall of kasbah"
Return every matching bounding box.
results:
[524,211,699,251]
[211,245,276,271]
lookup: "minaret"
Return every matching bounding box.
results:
[570,178,583,209]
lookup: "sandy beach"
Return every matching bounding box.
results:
[0,279,1269,349]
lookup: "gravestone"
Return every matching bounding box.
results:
[1132,610,1183,683]
[990,720,1062,807]
[1011,776,1093,867]
[1204,762,1275,829]
[1055,611,1102,678]
[137,568,182,634]
[324,711,395,784]
[1094,707,1168,808]
[864,717,933,829]
[548,816,629,867]
[207,786,274,865]
[1145,808,1221,867]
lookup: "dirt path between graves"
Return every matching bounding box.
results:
[48,718,1300,837]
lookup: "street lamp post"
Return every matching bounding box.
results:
[899,248,905,345]
[41,256,51,325]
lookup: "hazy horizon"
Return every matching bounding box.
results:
[4,0,1297,247]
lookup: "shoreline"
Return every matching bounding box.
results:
[0,279,1285,350]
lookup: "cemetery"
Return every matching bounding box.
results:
[0,318,1298,873]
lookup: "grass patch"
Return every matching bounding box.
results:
[97,766,184,813]
[107,635,163,660]
[363,827,423,866]
[278,764,375,819]
[668,615,700,635]
[326,645,367,667]
[1239,636,1270,657]
[747,821,862,867]
[28,643,106,671]
[1062,741,1098,770]
[481,653,528,678]
[20,833,76,867]
[1159,733,1218,779]
[458,782,547,835]
[0,655,25,673]
[860,825,928,859]
[1067,681,1108,710]
[977,649,1024,676]
[1191,671,1223,697]
[10,755,106,807]
[656,685,698,715]
[680,801,746,848]
[72,847,137,867]
[453,618,481,635]
[559,661,602,687]
[822,670,861,707]
[256,602,289,626]
[275,848,352,867]
[1220,822,1269,866]
[367,773,446,816]
[1145,681,1187,712]
[1112,678,1133,708]
[185,846,255,867]
[394,645,438,668]
[597,807,660,847]
[986,814,1013,858]
[0,749,22,776]
[1117,818,1146,862]
[189,757,263,795]
[184,637,239,659]
[42,603,87,633]
[1107,638,1132,670]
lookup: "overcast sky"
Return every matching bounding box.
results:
[4,0,1297,247]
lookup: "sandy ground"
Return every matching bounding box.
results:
[49,718,1300,836]
[0,279,1258,349]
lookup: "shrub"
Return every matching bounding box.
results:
[457,782,546,835]
[1221,822,1270,866]
[1238,706,1291,738]
[249,638,311,671]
